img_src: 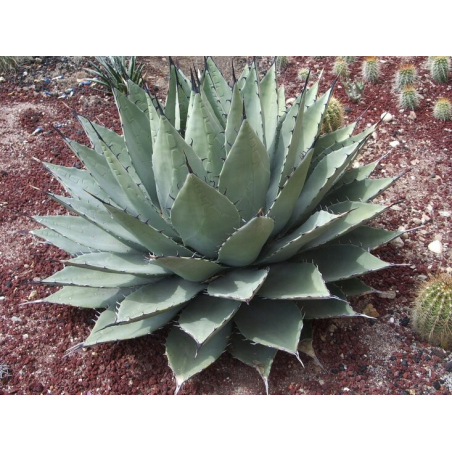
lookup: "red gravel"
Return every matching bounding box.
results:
[1,56,451,395]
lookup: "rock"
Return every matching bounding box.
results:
[417,275,428,280]
[0,76,5,83]
[379,290,396,299]
[412,218,422,225]
[390,237,404,248]
[363,304,380,317]
[11,316,21,323]
[408,111,417,120]
[389,317,395,323]
[286,97,296,105]
[28,289,37,300]
[428,240,443,254]
[381,112,393,122]
[439,211,451,218]
[445,361,452,372]
[389,140,400,147]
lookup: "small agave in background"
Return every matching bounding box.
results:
[31,56,407,394]
[344,77,365,104]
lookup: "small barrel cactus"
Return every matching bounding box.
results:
[430,56,450,84]
[362,56,380,83]
[332,57,349,78]
[399,85,419,110]
[276,56,289,70]
[321,97,344,133]
[395,64,417,90]
[433,97,452,121]
[298,67,310,81]
[412,275,452,349]
[342,56,356,64]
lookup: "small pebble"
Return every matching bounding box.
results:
[428,240,443,254]
[381,112,393,122]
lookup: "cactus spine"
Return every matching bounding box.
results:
[433,98,452,121]
[399,85,419,110]
[430,56,450,84]
[332,57,349,78]
[412,275,452,349]
[362,56,380,83]
[395,64,417,90]
[321,97,344,134]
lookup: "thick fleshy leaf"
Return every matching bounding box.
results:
[207,268,269,302]
[178,294,240,345]
[331,159,380,190]
[335,278,378,297]
[171,174,241,258]
[277,85,286,117]
[184,93,225,184]
[166,322,232,393]
[67,252,170,276]
[205,57,232,116]
[217,216,274,267]
[41,286,134,309]
[299,202,387,251]
[150,257,223,282]
[312,123,356,160]
[234,298,303,355]
[127,80,150,118]
[102,203,192,257]
[153,116,207,217]
[258,210,344,264]
[45,162,113,206]
[296,244,393,282]
[114,90,159,205]
[297,298,363,319]
[42,266,158,288]
[258,263,330,300]
[228,332,277,394]
[100,141,172,235]
[33,216,135,254]
[323,177,399,206]
[49,194,148,253]
[218,120,270,221]
[84,304,180,347]
[116,278,203,323]
[237,64,250,91]
[32,228,93,256]
[225,84,243,154]
[260,62,279,149]
[297,320,322,367]
[329,225,403,250]
[267,148,314,237]
[288,141,361,228]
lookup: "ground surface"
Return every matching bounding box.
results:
[1,56,451,395]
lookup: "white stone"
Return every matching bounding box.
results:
[381,112,393,122]
[428,240,443,254]
[439,211,451,217]
[286,97,296,105]
[389,140,400,147]
[390,237,404,248]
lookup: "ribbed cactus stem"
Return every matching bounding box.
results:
[362,57,380,83]
[433,98,452,121]
[399,85,419,110]
[333,57,349,78]
[430,57,450,84]
[412,275,452,349]
[276,56,289,70]
[395,64,417,90]
[321,97,344,134]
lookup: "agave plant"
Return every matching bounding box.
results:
[32,57,405,394]
[85,56,145,94]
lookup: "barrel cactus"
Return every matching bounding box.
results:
[399,85,419,110]
[332,57,349,78]
[321,97,344,133]
[362,56,380,83]
[32,57,404,394]
[412,275,452,349]
[433,97,452,121]
[395,64,417,90]
[430,56,450,84]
